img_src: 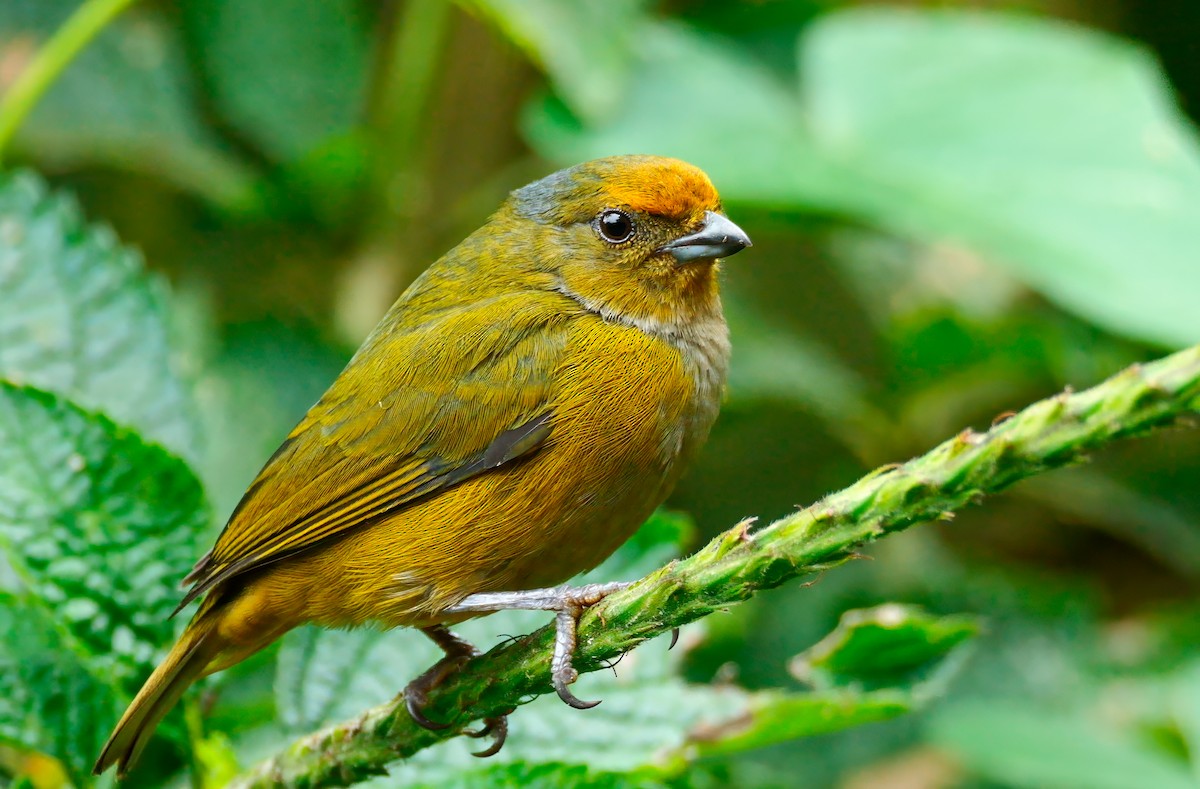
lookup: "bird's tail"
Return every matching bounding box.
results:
[93,617,220,778]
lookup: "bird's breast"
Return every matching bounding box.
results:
[271,311,729,628]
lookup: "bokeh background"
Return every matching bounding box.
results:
[2,0,1200,787]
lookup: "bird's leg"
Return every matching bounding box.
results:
[403,625,477,730]
[445,581,631,709]
[404,625,511,757]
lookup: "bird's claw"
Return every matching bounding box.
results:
[468,715,509,757]
[546,582,630,710]
[553,668,601,709]
[404,689,452,731]
[404,625,479,731]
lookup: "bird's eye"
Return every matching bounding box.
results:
[595,209,635,244]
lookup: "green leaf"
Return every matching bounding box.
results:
[929,701,1197,789]
[681,689,911,762]
[400,762,666,789]
[0,596,123,786]
[526,10,1200,347]
[181,0,370,162]
[0,383,208,686]
[521,21,820,206]
[461,0,645,124]
[679,605,978,764]
[1170,661,1200,785]
[0,0,255,207]
[0,170,199,461]
[790,604,980,692]
[799,9,1200,348]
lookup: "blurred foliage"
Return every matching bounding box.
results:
[1,0,1198,787]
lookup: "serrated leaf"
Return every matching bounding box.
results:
[0,1,254,206]
[0,383,207,686]
[0,597,123,786]
[181,0,369,162]
[0,171,199,461]
[790,604,979,692]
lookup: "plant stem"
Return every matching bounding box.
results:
[226,345,1200,789]
[0,0,141,163]
[364,0,452,238]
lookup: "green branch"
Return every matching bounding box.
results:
[227,345,1200,789]
[0,0,141,163]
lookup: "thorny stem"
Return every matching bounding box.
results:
[226,345,1200,789]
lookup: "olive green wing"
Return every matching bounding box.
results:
[176,293,568,611]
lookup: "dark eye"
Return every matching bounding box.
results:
[595,209,635,243]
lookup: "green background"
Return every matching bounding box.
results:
[1,0,1198,787]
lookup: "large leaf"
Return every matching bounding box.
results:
[0,597,123,786]
[460,0,645,124]
[522,21,818,207]
[526,10,1200,347]
[929,701,1196,789]
[0,1,254,206]
[800,10,1200,348]
[0,171,199,461]
[0,383,207,686]
[181,0,369,162]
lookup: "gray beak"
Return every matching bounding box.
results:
[660,211,752,263]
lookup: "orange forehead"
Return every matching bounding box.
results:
[510,155,723,225]
[597,157,720,221]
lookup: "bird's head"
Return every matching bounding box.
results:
[505,155,751,335]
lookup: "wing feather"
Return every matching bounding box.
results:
[177,291,568,611]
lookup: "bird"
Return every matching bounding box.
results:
[93,154,751,776]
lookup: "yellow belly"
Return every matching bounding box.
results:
[245,314,723,630]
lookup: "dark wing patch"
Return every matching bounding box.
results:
[171,288,569,617]
[172,410,553,616]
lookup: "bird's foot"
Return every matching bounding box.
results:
[404,625,478,730]
[404,625,510,757]
[464,712,512,757]
[447,581,632,709]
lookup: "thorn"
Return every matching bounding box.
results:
[599,651,627,674]
[865,462,904,480]
[800,573,826,589]
[731,517,757,542]
[938,510,956,521]
[991,410,1016,427]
